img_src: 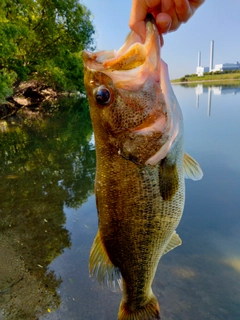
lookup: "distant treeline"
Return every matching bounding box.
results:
[0,0,95,101]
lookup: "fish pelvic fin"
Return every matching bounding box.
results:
[163,231,182,255]
[89,230,122,291]
[183,153,203,181]
[118,293,160,320]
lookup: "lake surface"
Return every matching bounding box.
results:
[0,84,240,320]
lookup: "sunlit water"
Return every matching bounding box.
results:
[0,85,240,320]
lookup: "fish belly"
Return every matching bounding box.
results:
[95,147,184,307]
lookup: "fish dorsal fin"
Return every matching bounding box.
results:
[183,153,203,181]
[163,231,182,255]
[89,231,122,291]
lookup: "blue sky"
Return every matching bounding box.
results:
[81,1,240,79]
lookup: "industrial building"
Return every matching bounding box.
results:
[196,41,240,76]
[214,62,240,72]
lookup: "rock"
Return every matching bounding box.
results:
[13,97,30,106]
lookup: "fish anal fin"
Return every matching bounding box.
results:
[159,157,179,201]
[89,230,122,291]
[163,231,182,255]
[118,293,160,320]
[184,153,203,181]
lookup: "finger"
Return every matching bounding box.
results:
[155,13,172,34]
[160,0,175,11]
[129,0,161,32]
[145,0,164,9]
[129,21,147,42]
[189,0,205,11]
[162,6,182,31]
[129,0,148,39]
[174,0,205,22]
[174,0,192,22]
[129,0,163,40]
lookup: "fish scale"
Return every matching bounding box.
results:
[83,14,203,320]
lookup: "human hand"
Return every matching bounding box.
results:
[129,0,205,43]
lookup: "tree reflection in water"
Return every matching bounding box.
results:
[0,98,96,319]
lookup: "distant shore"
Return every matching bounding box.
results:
[171,78,240,85]
[171,72,240,85]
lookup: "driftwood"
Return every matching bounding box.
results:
[0,80,58,119]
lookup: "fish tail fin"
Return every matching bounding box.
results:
[118,294,160,320]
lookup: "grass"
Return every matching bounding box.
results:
[171,72,240,84]
[172,79,240,88]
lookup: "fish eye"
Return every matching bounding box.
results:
[95,86,111,105]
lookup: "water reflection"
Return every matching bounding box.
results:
[0,99,95,319]
[224,257,240,273]
[195,84,240,96]
[195,84,240,116]
[0,89,240,319]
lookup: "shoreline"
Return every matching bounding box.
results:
[171,78,240,85]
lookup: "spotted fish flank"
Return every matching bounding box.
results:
[83,14,203,320]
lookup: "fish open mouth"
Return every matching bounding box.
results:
[82,14,161,91]
[83,15,182,165]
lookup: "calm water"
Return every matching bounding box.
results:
[0,85,240,320]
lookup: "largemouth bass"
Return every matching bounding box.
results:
[82,14,203,320]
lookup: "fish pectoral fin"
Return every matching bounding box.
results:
[89,230,122,291]
[183,153,203,181]
[159,157,179,201]
[163,231,182,255]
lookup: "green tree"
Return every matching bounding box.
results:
[0,0,95,101]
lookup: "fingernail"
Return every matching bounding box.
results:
[162,21,171,32]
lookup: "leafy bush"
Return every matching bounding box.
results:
[0,0,95,100]
[180,77,188,82]
[0,71,17,102]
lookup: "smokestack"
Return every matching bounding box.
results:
[198,51,201,67]
[209,40,214,72]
